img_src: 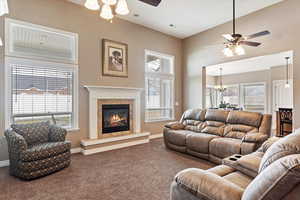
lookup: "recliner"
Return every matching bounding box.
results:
[164,109,272,164]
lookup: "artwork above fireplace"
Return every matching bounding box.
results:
[102,104,130,134]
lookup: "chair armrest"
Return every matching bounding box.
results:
[242,133,269,143]
[175,168,243,200]
[4,130,27,154]
[165,121,185,130]
[49,125,67,142]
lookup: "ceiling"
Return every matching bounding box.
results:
[207,51,293,76]
[68,0,283,38]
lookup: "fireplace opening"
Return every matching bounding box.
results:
[102,104,130,134]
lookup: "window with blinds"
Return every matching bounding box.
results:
[145,50,175,122]
[9,61,75,128]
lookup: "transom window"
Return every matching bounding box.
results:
[145,50,175,122]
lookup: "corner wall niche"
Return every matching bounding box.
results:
[81,86,150,155]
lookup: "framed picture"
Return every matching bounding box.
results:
[102,39,128,77]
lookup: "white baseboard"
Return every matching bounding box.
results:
[0,147,81,168]
[82,139,149,155]
[71,147,82,154]
[149,133,163,139]
[0,160,9,167]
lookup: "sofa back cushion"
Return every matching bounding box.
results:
[227,111,262,127]
[242,154,300,200]
[201,110,229,136]
[259,131,300,173]
[181,109,206,132]
[224,125,258,139]
[11,121,50,146]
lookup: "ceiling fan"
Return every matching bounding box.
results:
[222,0,271,57]
[139,0,162,7]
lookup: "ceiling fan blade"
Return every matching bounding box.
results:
[138,0,162,7]
[240,41,261,47]
[244,30,271,40]
[222,34,234,41]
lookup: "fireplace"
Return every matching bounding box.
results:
[102,104,130,134]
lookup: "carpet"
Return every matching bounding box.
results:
[0,139,215,200]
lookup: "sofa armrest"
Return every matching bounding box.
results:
[165,121,185,130]
[242,133,269,143]
[49,125,67,142]
[4,130,27,154]
[174,168,243,200]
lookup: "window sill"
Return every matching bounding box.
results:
[67,128,80,133]
[145,118,175,123]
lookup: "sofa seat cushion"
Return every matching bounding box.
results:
[210,138,242,159]
[164,130,194,146]
[11,121,50,146]
[224,171,253,189]
[21,141,71,162]
[186,133,220,154]
[175,168,244,200]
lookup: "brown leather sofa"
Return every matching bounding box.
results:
[164,109,272,164]
[170,132,300,200]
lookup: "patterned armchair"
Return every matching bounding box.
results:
[5,121,71,180]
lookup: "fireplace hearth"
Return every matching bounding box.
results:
[102,104,130,134]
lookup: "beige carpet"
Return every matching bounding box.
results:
[0,139,215,200]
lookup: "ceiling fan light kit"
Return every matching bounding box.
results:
[84,0,100,10]
[222,0,271,57]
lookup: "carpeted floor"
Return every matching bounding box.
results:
[0,139,215,200]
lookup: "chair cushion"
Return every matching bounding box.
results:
[164,130,193,146]
[186,133,220,154]
[242,154,300,200]
[210,138,242,158]
[259,131,300,173]
[11,121,50,146]
[21,141,71,162]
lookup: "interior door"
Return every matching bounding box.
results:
[272,80,293,129]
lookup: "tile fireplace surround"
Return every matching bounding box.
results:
[81,86,151,155]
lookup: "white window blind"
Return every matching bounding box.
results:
[9,61,75,128]
[241,83,266,113]
[145,50,174,122]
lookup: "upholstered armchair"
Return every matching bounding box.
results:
[5,121,71,180]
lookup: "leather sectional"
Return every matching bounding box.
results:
[164,109,272,164]
[171,132,300,200]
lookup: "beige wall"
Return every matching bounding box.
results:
[0,0,183,160]
[183,0,300,128]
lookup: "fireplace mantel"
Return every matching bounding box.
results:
[84,85,144,140]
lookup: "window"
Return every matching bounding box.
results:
[145,50,174,122]
[241,83,266,113]
[222,85,239,107]
[5,58,78,129]
[206,86,218,108]
[5,19,78,130]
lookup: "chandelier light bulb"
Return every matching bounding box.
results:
[235,45,245,56]
[0,37,3,46]
[84,0,100,10]
[223,47,234,57]
[100,4,114,20]
[285,83,290,88]
[102,0,117,5]
[0,0,9,16]
[116,0,130,15]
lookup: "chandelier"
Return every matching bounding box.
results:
[84,0,129,22]
[215,68,227,93]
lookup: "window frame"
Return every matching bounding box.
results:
[4,56,79,131]
[240,82,267,113]
[144,50,175,123]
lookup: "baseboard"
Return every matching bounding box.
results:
[149,133,163,139]
[71,147,82,154]
[82,139,149,155]
[0,160,9,167]
[0,147,82,168]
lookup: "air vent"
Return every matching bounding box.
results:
[5,19,78,64]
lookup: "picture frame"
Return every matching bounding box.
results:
[102,39,128,78]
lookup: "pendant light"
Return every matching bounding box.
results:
[215,68,227,93]
[84,0,100,10]
[100,4,114,20]
[116,0,130,15]
[285,57,290,88]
